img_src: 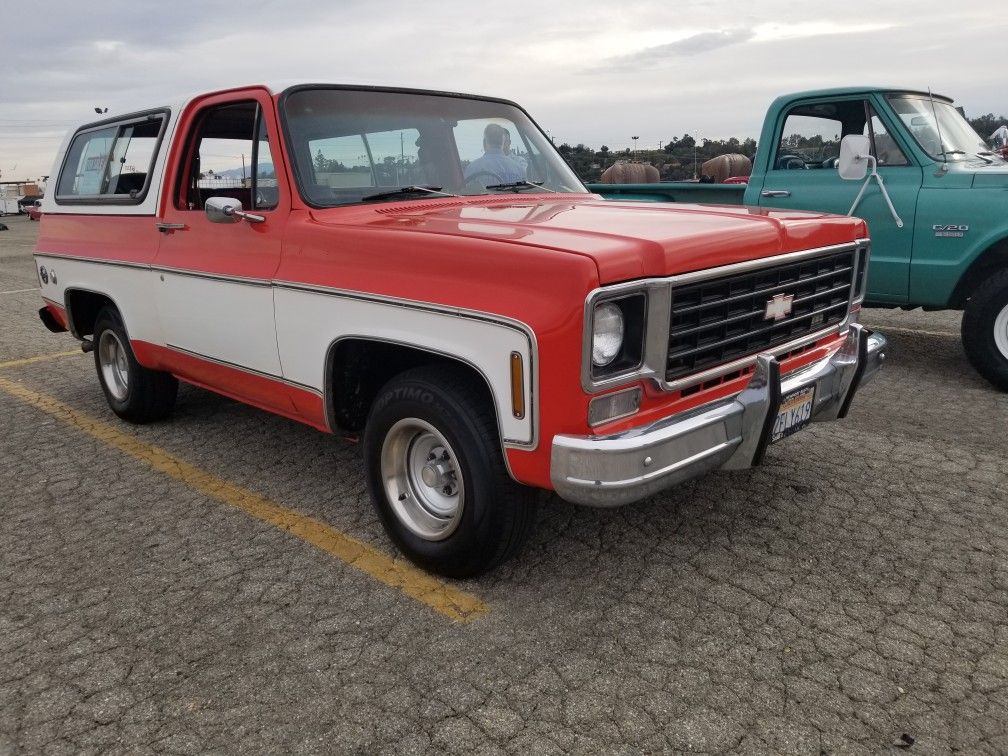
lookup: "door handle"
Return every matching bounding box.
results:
[760,190,791,198]
[156,222,187,233]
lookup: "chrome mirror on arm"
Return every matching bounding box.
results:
[205,196,266,225]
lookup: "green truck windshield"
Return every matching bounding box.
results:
[888,95,1004,163]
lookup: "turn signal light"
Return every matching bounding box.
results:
[588,386,641,426]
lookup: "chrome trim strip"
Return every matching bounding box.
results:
[164,343,323,397]
[581,240,868,394]
[668,241,862,288]
[34,252,151,271]
[155,265,272,287]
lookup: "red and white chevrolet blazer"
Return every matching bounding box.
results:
[35,83,887,576]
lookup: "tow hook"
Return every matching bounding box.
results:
[81,338,95,353]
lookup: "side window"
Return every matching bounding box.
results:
[309,134,374,191]
[775,101,867,170]
[367,128,424,186]
[56,113,166,202]
[179,101,278,212]
[866,107,909,167]
[307,129,427,194]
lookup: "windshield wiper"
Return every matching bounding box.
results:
[361,185,457,202]
[484,180,557,193]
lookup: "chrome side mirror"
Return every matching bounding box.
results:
[205,196,265,224]
[837,135,871,181]
[838,134,904,228]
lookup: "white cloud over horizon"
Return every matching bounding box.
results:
[0,0,1004,179]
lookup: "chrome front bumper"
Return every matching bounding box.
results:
[551,324,887,507]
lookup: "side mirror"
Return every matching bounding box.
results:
[837,135,871,181]
[206,196,241,223]
[205,196,265,224]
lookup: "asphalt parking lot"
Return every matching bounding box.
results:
[1,213,1006,755]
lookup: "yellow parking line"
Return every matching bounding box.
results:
[0,350,82,370]
[0,375,489,623]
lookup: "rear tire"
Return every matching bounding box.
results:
[93,307,178,422]
[362,364,537,578]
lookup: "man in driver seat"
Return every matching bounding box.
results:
[464,123,526,187]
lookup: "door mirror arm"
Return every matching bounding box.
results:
[205,196,266,225]
[837,134,904,228]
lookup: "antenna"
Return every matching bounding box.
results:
[928,87,948,175]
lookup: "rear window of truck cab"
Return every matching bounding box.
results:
[55,110,169,204]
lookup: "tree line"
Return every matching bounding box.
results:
[556,114,1008,182]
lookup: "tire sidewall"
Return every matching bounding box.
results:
[363,375,503,574]
[93,309,138,414]
[963,273,1008,389]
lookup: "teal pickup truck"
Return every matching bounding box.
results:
[590,87,1008,390]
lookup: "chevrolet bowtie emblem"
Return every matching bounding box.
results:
[764,293,794,321]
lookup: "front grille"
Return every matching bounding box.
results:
[666,247,857,383]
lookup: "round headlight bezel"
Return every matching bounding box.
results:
[592,301,625,367]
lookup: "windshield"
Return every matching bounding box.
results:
[887,94,1003,163]
[282,88,587,206]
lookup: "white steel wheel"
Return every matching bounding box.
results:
[994,302,1008,359]
[92,306,178,423]
[380,418,464,541]
[98,329,130,401]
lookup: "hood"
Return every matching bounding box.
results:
[314,195,867,284]
[971,163,1008,188]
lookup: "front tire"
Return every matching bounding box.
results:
[363,365,537,578]
[962,269,1008,392]
[93,307,178,423]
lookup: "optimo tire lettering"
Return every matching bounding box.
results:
[388,386,435,404]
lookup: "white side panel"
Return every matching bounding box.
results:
[34,256,163,345]
[273,287,536,447]
[155,273,281,375]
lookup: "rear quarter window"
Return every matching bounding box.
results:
[56,110,169,204]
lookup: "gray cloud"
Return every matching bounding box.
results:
[607,28,755,68]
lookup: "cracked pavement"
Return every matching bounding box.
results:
[1,214,1006,754]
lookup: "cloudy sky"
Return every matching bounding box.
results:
[1,0,1004,179]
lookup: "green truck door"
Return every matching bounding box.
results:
[755,97,921,304]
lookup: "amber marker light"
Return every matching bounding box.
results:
[510,352,525,419]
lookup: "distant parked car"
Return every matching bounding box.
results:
[17,197,39,213]
[27,199,43,221]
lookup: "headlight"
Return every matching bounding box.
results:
[592,302,625,366]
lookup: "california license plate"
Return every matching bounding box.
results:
[771,386,816,444]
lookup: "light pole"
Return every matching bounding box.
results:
[632,135,639,158]
[693,131,699,179]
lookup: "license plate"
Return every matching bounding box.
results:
[771,386,816,444]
